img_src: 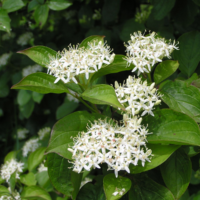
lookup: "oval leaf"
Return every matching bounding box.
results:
[130,144,180,174]
[11,72,69,94]
[103,174,131,200]
[47,0,72,11]
[129,176,174,200]
[21,186,52,200]
[20,172,37,186]
[46,111,105,159]
[154,60,179,84]
[143,109,200,146]
[173,31,200,77]
[160,80,200,122]
[81,84,124,110]
[79,35,105,49]
[2,0,24,13]
[160,149,192,199]
[34,5,49,28]
[0,9,11,33]
[17,46,57,68]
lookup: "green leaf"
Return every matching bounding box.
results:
[32,91,44,103]
[0,185,10,196]
[34,4,49,28]
[21,186,52,200]
[19,99,35,119]
[47,0,72,11]
[130,144,180,174]
[2,0,24,13]
[129,176,174,200]
[0,9,11,33]
[120,18,145,42]
[81,84,124,110]
[79,35,105,49]
[28,147,46,172]
[160,149,192,199]
[47,153,81,198]
[103,174,131,200]
[12,73,69,94]
[17,46,57,68]
[17,90,32,106]
[173,31,200,77]
[9,172,16,193]
[154,60,179,84]
[160,80,200,122]
[36,171,54,192]
[20,172,37,186]
[143,109,200,146]
[28,0,40,12]
[4,151,18,163]
[151,0,176,20]
[90,55,133,84]
[46,111,105,159]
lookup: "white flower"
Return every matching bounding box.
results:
[22,64,42,77]
[80,177,92,188]
[38,127,51,140]
[47,40,114,84]
[113,188,126,196]
[38,163,47,172]
[22,138,40,157]
[17,128,29,140]
[68,118,152,178]
[0,53,12,67]
[124,31,179,75]
[0,159,24,182]
[2,32,15,41]
[114,76,161,117]
[17,32,33,46]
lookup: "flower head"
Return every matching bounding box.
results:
[22,138,40,157]
[38,127,51,140]
[1,159,24,182]
[17,128,29,140]
[38,162,47,172]
[0,53,12,68]
[17,32,33,46]
[47,40,114,84]
[22,64,42,77]
[124,31,179,75]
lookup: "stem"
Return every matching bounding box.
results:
[147,72,152,82]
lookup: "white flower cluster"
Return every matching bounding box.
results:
[38,127,51,140]
[125,31,179,75]
[22,138,40,157]
[17,128,29,140]
[22,64,42,77]
[80,177,92,189]
[38,163,47,172]
[0,187,21,200]
[115,76,161,116]
[2,33,15,41]
[113,188,125,196]
[17,32,33,46]
[0,53,11,67]
[0,159,24,182]
[67,89,79,103]
[47,40,115,84]
[68,117,152,178]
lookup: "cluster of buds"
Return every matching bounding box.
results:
[47,40,115,84]
[124,31,179,75]
[0,159,24,183]
[115,76,161,117]
[68,117,152,178]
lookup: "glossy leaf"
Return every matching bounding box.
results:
[17,90,32,106]
[160,80,200,122]
[151,0,176,20]
[2,0,24,13]
[19,99,35,119]
[46,111,105,159]
[11,73,69,94]
[47,0,72,11]
[79,35,105,49]
[28,0,40,12]
[129,176,174,200]
[154,60,179,84]
[0,185,10,196]
[4,151,18,163]
[90,55,133,84]
[28,147,46,172]
[0,9,11,33]
[20,172,37,186]
[160,149,192,199]
[34,4,49,28]
[173,31,200,77]
[21,186,52,200]
[17,46,57,68]
[103,174,131,200]
[47,153,82,198]
[143,109,200,146]
[82,84,124,110]
[36,171,53,192]
[130,144,180,174]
